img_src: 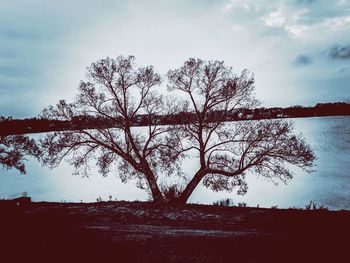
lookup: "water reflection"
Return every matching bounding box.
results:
[1,116,349,210]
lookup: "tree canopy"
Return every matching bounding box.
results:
[167,58,315,204]
[0,117,41,174]
[39,55,315,205]
[40,56,181,203]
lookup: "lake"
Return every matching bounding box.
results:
[1,116,350,210]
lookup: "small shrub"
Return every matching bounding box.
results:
[238,202,247,208]
[271,205,278,209]
[108,195,117,202]
[305,200,316,210]
[161,185,183,204]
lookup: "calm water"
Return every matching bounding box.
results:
[1,116,350,210]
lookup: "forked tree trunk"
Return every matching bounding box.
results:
[176,169,205,205]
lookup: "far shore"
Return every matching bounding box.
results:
[1,102,350,136]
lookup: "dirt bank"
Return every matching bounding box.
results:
[0,201,349,262]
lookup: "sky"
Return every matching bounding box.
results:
[0,0,350,118]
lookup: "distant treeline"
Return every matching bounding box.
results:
[1,102,350,136]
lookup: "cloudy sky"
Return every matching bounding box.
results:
[1,0,350,118]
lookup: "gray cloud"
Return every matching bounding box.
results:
[0,65,36,78]
[337,67,350,74]
[0,50,18,59]
[0,30,43,40]
[294,54,313,66]
[297,0,316,4]
[329,44,350,59]
[1,0,350,117]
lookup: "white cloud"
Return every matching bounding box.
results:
[264,9,286,28]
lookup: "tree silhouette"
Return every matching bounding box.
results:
[40,56,180,204]
[40,56,315,205]
[167,58,315,204]
[0,117,41,174]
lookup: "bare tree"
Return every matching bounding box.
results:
[40,56,180,204]
[40,56,315,206]
[0,117,41,174]
[167,58,315,204]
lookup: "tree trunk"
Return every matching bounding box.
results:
[176,169,205,205]
[149,180,165,204]
[144,169,165,204]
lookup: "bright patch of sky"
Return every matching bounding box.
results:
[1,0,350,118]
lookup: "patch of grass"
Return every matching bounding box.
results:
[212,198,234,207]
[96,195,117,202]
[212,199,250,208]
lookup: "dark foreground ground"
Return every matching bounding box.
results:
[0,201,349,263]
